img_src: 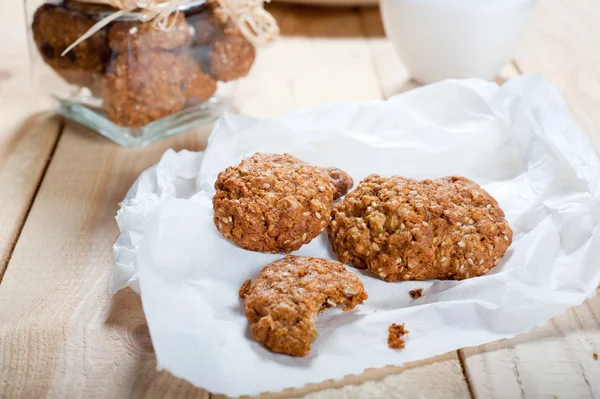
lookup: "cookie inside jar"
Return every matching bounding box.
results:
[30,0,261,130]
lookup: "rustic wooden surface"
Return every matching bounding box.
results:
[0,0,599,398]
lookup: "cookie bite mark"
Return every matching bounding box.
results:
[240,255,368,357]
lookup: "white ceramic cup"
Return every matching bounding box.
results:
[379,0,537,83]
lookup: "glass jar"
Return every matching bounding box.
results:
[26,0,270,146]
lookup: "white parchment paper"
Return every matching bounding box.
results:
[111,74,600,397]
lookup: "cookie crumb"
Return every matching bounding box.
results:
[409,288,423,299]
[388,323,408,350]
[593,353,598,360]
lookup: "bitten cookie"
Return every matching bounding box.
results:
[239,255,368,357]
[213,153,353,253]
[327,175,513,281]
[31,4,110,86]
[108,13,192,53]
[101,51,187,127]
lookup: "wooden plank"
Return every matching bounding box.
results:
[461,289,600,398]
[213,352,469,399]
[461,0,600,397]
[358,7,419,99]
[0,0,62,280]
[513,0,600,148]
[0,114,61,281]
[0,122,212,398]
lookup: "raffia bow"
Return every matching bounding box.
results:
[62,0,279,56]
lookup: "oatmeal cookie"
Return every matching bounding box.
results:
[108,13,192,54]
[209,35,256,82]
[186,0,255,81]
[186,0,240,46]
[102,51,187,127]
[388,323,408,349]
[213,153,353,253]
[180,54,217,104]
[31,4,110,86]
[239,255,368,357]
[409,288,423,299]
[327,175,512,281]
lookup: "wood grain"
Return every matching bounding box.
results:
[0,0,61,280]
[0,114,61,281]
[213,353,469,399]
[2,1,598,398]
[461,0,600,397]
[0,122,212,398]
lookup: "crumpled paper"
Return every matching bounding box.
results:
[110,74,600,397]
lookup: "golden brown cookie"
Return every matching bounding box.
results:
[108,13,192,54]
[327,175,513,281]
[180,54,217,104]
[209,35,256,82]
[31,3,110,87]
[185,3,221,46]
[186,0,255,81]
[186,0,240,46]
[101,51,187,127]
[239,255,368,357]
[213,153,353,253]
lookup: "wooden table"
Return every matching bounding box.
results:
[1,1,599,398]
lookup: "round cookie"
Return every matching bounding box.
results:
[101,51,187,127]
[209,34,256,82]
[186,0,240,46]
[108,13,192,54]
[180,54,217,104]
[31,3,110,86]
[327,175,513,281]
[213,153,353,253]
[185,4,221,46]
[239,255,368,357]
